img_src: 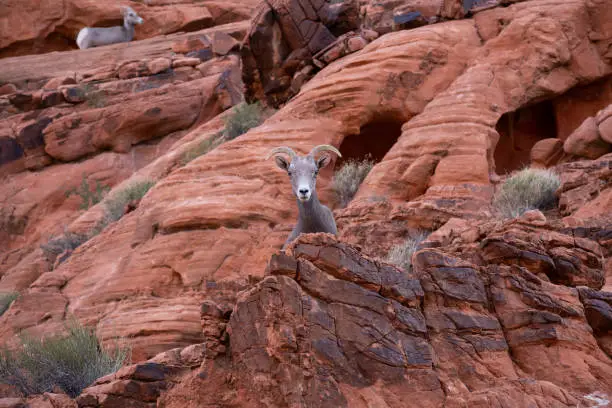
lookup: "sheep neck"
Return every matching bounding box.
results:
[296,192,325,232]
[123,21,136,40]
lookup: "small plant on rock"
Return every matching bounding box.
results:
[224,102,266,140]
[385,231,429,272]
[0,319,130,398]
[179,102,273,167]
[332,157,375,208]
[0,292,18,317]
[102,179,156,226]
[493,167,561,219]
[40,230,90,266]
[65,174,110,210]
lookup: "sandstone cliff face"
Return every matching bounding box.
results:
[0,0,611,406]
[60,232,611,407]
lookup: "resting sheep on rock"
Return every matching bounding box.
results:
[266,145,342,249]
[76,6,144,50]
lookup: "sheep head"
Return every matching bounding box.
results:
[266,145,342,202]
[122,6,144,25]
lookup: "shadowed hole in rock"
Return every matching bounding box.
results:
[329,114,404,207]
[494,100,558,174]
[336,114,405,167]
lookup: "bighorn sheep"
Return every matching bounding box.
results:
[76,6,144,50]
[266,145,342,249]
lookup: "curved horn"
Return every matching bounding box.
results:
[309,144,342,159]
[265,146,298,161]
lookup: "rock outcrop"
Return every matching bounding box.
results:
[563,105,612,159]
[0,0,258,58]
[0,0,611,405]
[72,233,612,407]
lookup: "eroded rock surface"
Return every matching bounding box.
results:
[155,234,612,407]
[0,0,257,58]
[0,2,611,405]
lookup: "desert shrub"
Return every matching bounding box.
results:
[103,179,156,225]
[331,158,375,208]
[385,232,429,272]
[493,167,561,219]
[42,181,155,267]
[65,174,110,210]
[0,319,130,397]
[0,293,18,317]
[181,132,224,166]
[40,230,89,265]
[224,102,266,140]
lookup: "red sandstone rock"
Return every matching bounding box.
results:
[564,116,612,159]
[43,75,232,162]
[171,58,201,68]
[43,76,77,90]
[146,58,171,75]
[0,0,255,58]
[209,31,239,56]
[557,153,612,229]
[0,2,611,407]
[0,84,18,96]
[156,234,612,407]
[530,138,564,167]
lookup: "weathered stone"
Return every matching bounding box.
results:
[43,76,77,90]
[599,115,612,144]
[209,31,239,56]
[564,116,611,159]
[117,61,150,80]
[0,83,18,96]
[530,138,564,168]
[61,86,86,103]
[481,220,604,289]
[171,58,201,68]
[147,58,171,75]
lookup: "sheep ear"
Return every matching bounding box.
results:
[275,156,289,171]
[316,155,331,170]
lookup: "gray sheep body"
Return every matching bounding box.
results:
[266,145,342,249]
[76,7,143,50]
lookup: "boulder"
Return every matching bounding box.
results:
[563,116,611,159]
[530,138,564,168]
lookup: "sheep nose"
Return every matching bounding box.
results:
[299,188,309,195]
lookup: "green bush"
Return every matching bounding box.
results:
[65,174,110,210]
[331,158,375,208]
[0,319,130,397]
[0,293,18,317]
[224,102,265,140]
[103,179,156,225]
[43,180,155,267]
[40,230,89,265]
[385,232,429,272]
[493,167,561,219]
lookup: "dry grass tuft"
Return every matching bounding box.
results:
[332,158,375,208]
[493,167,561,219]
[385,232,429,272]
[0,319,130,397]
